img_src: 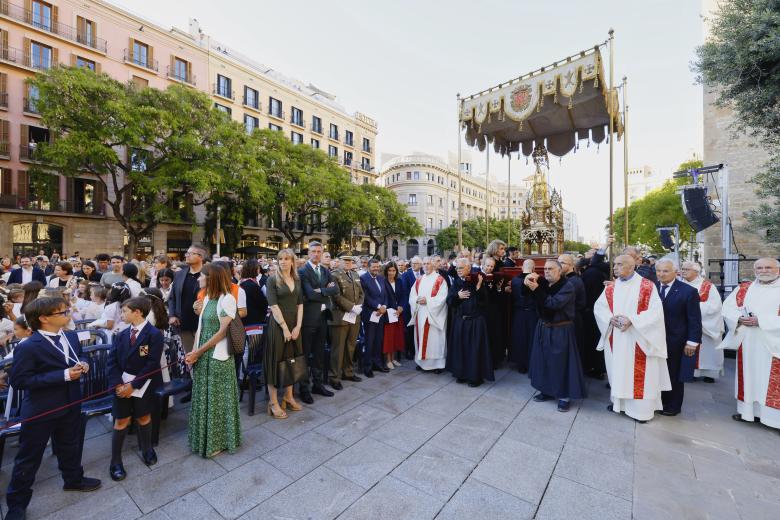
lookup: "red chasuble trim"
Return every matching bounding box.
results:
[765,357,780,410]
[421,320,430,360]
[606,284,615,351]
[632,278,653,399]
[698,280,712,302]
[737,345,744,402]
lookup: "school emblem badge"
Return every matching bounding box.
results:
[139,344,149,357]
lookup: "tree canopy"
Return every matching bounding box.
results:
[435,217,522,253]
[693,0,780,242]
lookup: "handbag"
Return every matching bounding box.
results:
[227,317,246,355]
[276,340,308,387]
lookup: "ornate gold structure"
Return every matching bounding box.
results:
[520,144,564,255]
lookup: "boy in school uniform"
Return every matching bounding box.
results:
[5,297,102,520]
[107,296,164,481]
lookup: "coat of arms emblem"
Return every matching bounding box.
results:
[510,85,532,112]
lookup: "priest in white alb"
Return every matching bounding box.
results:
[595,255,671,422]
[408,256,448,372]
[681,261,724,382]
[719,257,780,430]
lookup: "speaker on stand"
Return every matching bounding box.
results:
[681,186,719,232]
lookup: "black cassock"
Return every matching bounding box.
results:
[482,274,508,366]
[528,277,587,400]
[446,276,495,384]
[509,273,542,373]
[581,262,608,376]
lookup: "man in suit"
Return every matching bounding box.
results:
[107,297,165,481]
[399,256,422,360]
[6,297,101,520]
[167,244,207,353]
[360,258,389,377]
[7,256,47,285]
[655,258,702,416]
[298,241,339,402]
[328,255,364,389]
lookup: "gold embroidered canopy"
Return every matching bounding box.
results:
[460,46,622,157]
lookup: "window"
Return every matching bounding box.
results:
[329,123,339,140]
[268,123,282,131]
[427,218,433,229]
[132,75,148,88]
[25,85,39,113]
[311,138,320,149]
[132,40,149,68]
[343,151,353,166]
[363,137,371,153]
[408,194,417,205]
[361,157,370,171]
[328,145,338,158]
[345,130,353,146]
[76,56,95,71]
[172,57,188,82]
[291,131,303,144]
[439,197,443,208]
[439,219,443,229]
[77,16,98,49]
[311,116,322,134]
[269,97,283,118]
[244,86,259,109]
[31,1,53,31]
[244,114,259,133]
[363,176,369,184]
[214,103,231,115]
[29,41,53,70]
[406,171,411,180]
[413,171,420,180]
[427,195,433,205]
[291,107,303,127]
[216,75,232,99]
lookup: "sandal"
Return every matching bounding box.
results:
[281,398,303,412]
[267,402,288,419]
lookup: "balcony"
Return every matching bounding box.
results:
[0,140,9,158]
[344,138,354,147]
[329,132,339,141]
[290,118,305,129]
[23,97,39,114]
[407,201,418,206]
[268,109,286,121]
[0,194,106,216]
[19,143,49,163]
[166,66,196,86]
[311,125,323,135]
[363,144,372,153]
[212,84,234,101]
[0,2,107,53]
[123,49,158,72]
[360,163,372,172]
[242,97,261,112]
[0,92,7,109]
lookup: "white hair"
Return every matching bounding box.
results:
[410,256,422,264]
[754,257,780,268]
[656,257,678,270]
[422,256,432,263]
[682,261,701,273]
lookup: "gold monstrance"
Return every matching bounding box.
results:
[520,144,564,255]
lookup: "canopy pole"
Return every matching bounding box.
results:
[457,93,463,252]
[485,148,490,245]
[507,152,511,245]
[622,76,629,247]
[608,28,615,277]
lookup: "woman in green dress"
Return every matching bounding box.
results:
[185,263,242,457]
[264,249,304,419]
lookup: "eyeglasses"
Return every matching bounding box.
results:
[48,309,71,317]
[185,251,202,257]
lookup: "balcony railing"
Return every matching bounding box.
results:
[0,141,9,157]
[290,117,305,128]
[212,84,234,100]
[0,2,108,52]
[0,92,7,108]
[123,49,158,72]
[268,109,286,120]
[166,66,195,86]
[0,194,106,215]
[329,131,339,141]
[311,125,323,135]
[363,145,372,153]
[242,96,260,111]
[19,143,50,162]
[407,201,418,206]
[360,163,372,172]
[345,137,354,147]
[23,97,39,114]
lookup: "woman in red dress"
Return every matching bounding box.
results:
[382,262,405,369]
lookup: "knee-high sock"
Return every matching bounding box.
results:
[137,423,153,454]
[111,428,128,465]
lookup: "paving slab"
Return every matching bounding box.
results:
[338,476,444,520]
[553,442,633,501]
[435,478,536,520]
[390,443,476,500]
[536,476,632,520]
[314,404,395,446]
[262,430,345,479]
[325,436,408,489]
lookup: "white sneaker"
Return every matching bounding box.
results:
[386,361,395,370]
[392,360,402,367]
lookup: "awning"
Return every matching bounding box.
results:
[460,46,622,157]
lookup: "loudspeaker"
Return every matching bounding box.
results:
[659,229,675,250]
[681,186,719,232]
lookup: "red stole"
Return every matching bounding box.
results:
[414,275,445,360]
[735,282,751,402]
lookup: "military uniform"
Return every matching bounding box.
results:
[328,266,364,385]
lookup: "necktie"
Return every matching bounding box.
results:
[373,276,381,293]
[130,328,138,347]
[315,265,321,281]
[660,285,669,300]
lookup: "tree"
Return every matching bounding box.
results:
[693,0,780,241]
[435,217,523,253]
[564,240,591,254]
[357,184,423,257]
[29,66,266,256]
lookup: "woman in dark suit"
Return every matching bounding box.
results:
[381,262,405,369]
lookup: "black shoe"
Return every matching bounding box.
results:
[732,413,744,422]
[142,449,158,466]
[300,391,314,404]
[180,392,192,404]
[456,378,466,384]
[63,476,102,492]
[329,381,344,390]
[533,393,553,402]
[467,381,482,388]
[312,385,334,397]
[605,382,611,389]
[606,404,614,412]
[363,369,374,378]
[415,366,422,371]
[373,364,390,373]
[702,377,715,383]
[557,400,570,412]
[344,375,362,382]
[433,369,443,375]
[635,419,648,424]
[109,463,126,481]
[660,410,679,417]
[5,507,26,520]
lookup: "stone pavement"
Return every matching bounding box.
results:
[1,358,778,519]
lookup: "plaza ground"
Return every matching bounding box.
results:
[1,358,777,519]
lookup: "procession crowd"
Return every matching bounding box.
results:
[0,240,779,520]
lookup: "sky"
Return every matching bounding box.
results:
[111,0,705,242]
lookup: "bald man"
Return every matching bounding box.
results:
[719,257,780,430]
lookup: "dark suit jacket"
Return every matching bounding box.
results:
[360,273,388,322]
[107,323,165,391]
[167,266,198,322]
[10,330,85,421]
[7,266,47,285]
[656,280,702,349]
[398,269,418,325]
[298,262,339,327]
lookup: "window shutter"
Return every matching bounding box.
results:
[1,31,7,60]
[95,61,101,74]
[147,45,154,69]
[128,37,134,61]
[52,5,58,30]
[20,124,28,149]
[23,0,32,24]
[1,168,11,194]
[77,16,85,41]
[51,47,58,66]
[70,53,76,66]
[170,55,175,76]
[94,180,105,215]
[17,170,28,202]
[0,73,6,93]
[91,21,97,47]
[0,119,9,143]
[23,37,30,66]
[186,61,192,83]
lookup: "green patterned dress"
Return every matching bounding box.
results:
[188,299,241,457]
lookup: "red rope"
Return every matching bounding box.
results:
[0,361,180,432]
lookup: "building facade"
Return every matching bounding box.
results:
[626,165,665,204]
[380,153,531,258]
[0,0,377,259]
